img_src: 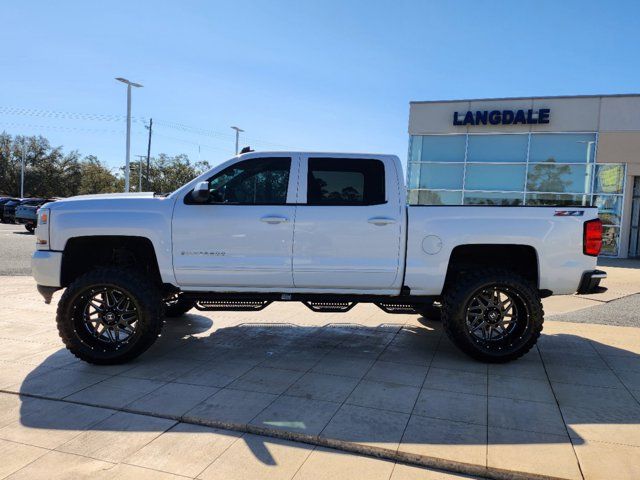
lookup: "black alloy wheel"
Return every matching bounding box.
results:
[79,287,139,347]
[464,286,528,347]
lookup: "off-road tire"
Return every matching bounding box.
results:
[164,296,196,317]
[56,267,164,364]
[441,268,543,363]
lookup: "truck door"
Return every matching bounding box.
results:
[172,155,298,288]
[292,156,402,290]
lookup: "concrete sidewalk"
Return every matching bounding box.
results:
[0,276,639,479]
[0,394,472,480]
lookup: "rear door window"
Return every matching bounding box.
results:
[306,158,385,205]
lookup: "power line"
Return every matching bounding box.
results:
[152,132,231,153]
[0,105,291,149]
[152,118,289,148]
[0,122,134,135]
[0,106,146,123]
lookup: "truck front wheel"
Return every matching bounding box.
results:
[56,267,164,364]
[441,269,543,363]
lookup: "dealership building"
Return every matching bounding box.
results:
[407,94,640,257]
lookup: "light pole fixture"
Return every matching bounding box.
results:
[116,77,143,192]
[231,126,244,155]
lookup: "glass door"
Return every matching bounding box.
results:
[629,177,640,257]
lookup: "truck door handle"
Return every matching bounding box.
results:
[368,217,397,226]
[260,216,288,224]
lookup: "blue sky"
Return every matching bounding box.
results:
[1,0,639,171]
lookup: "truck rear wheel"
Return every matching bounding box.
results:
[441,269,543,363]
[56,267,163,364]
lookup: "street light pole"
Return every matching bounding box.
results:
[230,126,244,155]
[20,138,26,198]
[116,77,143,192]
[145,118,153,191]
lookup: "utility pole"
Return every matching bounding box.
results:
[230,126,244,155]
[135,155,146,191]
[115,77,143,192]
[20,138,26,198]
[145,118,153,191]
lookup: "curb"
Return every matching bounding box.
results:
[1,389,573,480]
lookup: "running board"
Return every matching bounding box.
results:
[303,301,357,313]
[194,300,272,311]
[375,303,417,314]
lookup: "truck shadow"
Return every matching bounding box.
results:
[13,311,640,467]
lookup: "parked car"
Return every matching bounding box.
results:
[32,151,605,365]
[0,197,20,223]
[16,198,56,233]
[1,198,25,223]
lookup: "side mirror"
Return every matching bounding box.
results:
[191,181,210,203]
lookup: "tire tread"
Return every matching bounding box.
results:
[56,267,163,364]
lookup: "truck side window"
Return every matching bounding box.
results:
[204,157,291,205]
[307,158,385,205]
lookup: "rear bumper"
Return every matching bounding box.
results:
[576,269,607,294]
[31,250,63,288]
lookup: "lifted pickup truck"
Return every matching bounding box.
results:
[32,152,605,364]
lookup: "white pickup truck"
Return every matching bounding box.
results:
[32,151,605,365]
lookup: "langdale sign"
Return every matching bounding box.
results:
[453,108,550,126]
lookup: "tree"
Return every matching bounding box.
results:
[138,154,211,193]
[0,132,212,197]
[0,133,81,197]
[526,158,572,194]
[78,156,121,195]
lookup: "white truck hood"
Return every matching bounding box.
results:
[55,192,156,203]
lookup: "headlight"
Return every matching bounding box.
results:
[36,208,50,249]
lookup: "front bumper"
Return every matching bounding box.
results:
[577,269,607,294]
[31,250,63,288]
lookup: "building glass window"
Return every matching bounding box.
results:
[593,195,622,226]
[465,164,526,191]
[594,164,625,194]
[464,191,523,206]
[420,135,466,162]
[408,190,462,205]
[601,226,620,256]
[419,163,464,190]
[467,134,528,163]
[526,163,593,193]
[407,132,626,256]
[525,193,590,207]
[528,133,596,163]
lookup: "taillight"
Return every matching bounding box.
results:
[584,218,603,256]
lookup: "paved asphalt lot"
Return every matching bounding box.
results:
[551,293,640,327]
[0,223,34,275]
